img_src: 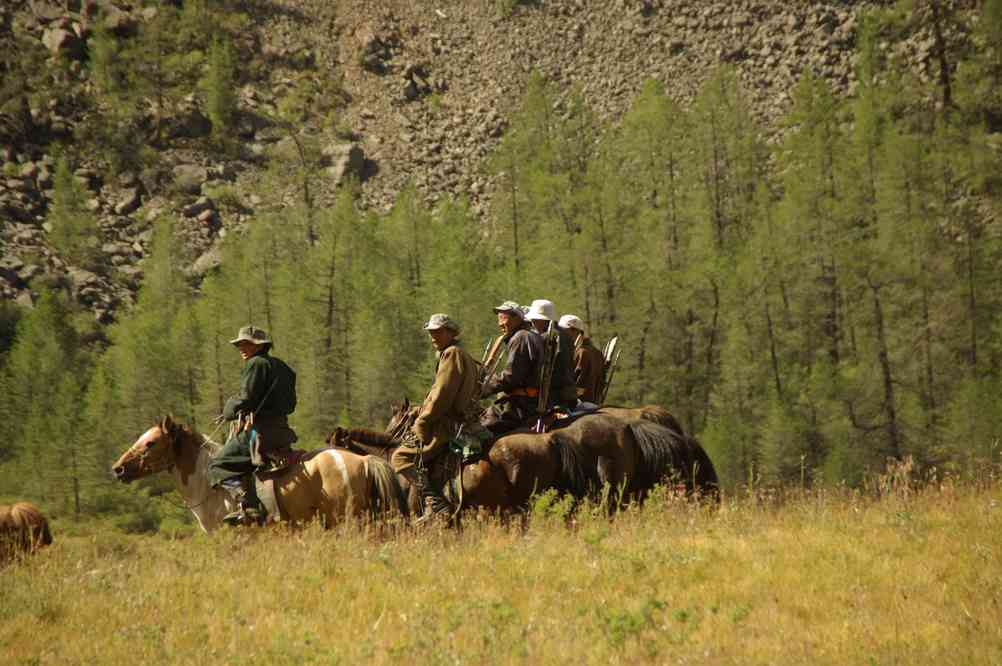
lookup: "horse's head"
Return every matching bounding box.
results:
[386,398,418,441]
[111,415,186,483]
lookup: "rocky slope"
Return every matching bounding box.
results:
[1,0,959,322]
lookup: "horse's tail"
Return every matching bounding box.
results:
[628,421,719,499]
[364,456,409,518]
[549,432,598,499]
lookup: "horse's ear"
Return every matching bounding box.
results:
[160,414,175,434]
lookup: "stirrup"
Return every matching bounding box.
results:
[222,505,264,527]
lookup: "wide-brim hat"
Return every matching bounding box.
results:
[558,314,585,332]
[424,313,460,333]
[229,325,272,346]
[525,299,556,322]
[493,300,523,317]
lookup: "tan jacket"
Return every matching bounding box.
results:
[412,342,480,455]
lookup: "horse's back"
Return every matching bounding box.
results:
[0,501,52,562]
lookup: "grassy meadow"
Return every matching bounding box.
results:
[2,476,1001,665]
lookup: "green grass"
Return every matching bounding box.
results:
[2,480,1001,664]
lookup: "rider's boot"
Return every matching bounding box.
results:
[412,463,453,526]
[221,475,264,526]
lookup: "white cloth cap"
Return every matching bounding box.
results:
[525,299,556,322]
[558,314,585,333]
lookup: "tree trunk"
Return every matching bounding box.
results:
[765,297,784,400]
[869,279,902,461]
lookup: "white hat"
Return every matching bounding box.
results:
[525,299,556,322]
[558,314,585,332]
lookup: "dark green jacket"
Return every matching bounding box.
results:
[222,352,297,421]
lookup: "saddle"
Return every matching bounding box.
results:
[251,447,309,524]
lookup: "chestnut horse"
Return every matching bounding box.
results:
[0,501,53,565]
[112,416,407,532]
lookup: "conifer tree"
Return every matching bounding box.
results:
[201,36,238,147]
[48,156,100,270]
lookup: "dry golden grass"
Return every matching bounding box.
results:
[2,479,1001,665]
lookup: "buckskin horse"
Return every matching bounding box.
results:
[111,416,407,532]
[0,501,53,565]
[333,399,718,516]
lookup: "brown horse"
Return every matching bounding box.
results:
[335,400,718,514]
[112,416,407,532]
[0,501,53,565]
[600,405,719,500]
[334,399,598,515]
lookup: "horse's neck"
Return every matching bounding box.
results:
[171,435,233,532]
[339,437,395,462]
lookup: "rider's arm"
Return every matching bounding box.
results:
[414,347,463,444]
[222,356,271,420]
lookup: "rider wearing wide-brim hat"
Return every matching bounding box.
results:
[525,299,579,410]
[559,314,605,404]
[208,325,298,525]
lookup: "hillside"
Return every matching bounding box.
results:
[0,0,931,321]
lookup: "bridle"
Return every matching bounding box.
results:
[133,422,225,512]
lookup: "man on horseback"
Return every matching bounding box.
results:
[391,314,479,522]
[480,301,545,435]
[558,314,605,404]
[525,299,578,411]
[207,325,298,526]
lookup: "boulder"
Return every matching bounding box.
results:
[15,291,35,308]
[29,1,63,24]
[103,8,137,36]
[116,265,143,287]
[172,164,208,195]
[67,267,99,291]
[0,255,25,283]
[169,108,211,139]
[41,28,84,59]
[190,244,222,277]
[114,188,141,215]
[182,196,215,218]
[323,143,365,185]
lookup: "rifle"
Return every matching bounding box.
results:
[535,321,559,430]
[597,335,621,405]
[478,335,507,396]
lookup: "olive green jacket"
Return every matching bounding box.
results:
[222,352,297,421]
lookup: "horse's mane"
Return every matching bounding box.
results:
[175,423,222,455]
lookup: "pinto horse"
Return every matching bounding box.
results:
[111,416,407,532]
[0,502,53,565]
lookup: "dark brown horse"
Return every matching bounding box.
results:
[334,400,718,514]
[600,405,719,500]
[0,502,53,565]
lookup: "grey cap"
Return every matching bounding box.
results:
[229,325,272,346]
[424,313,460,333]
[493,300,523,317]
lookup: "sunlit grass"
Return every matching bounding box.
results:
[2,475,1001,665]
